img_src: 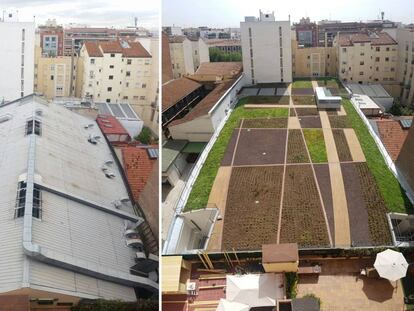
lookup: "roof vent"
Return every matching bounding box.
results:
[105,171,116,179]
[88,134,98,144]
[105,160,114,166]
[104,124,113,128]
[84,123,94,129]
[0,114,12,124]
[112,200,122,209]
[35,109,44,116]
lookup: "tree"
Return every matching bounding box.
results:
[135,126,153,144]
[209,47,242,62]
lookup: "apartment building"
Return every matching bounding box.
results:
[169,36,210,78]
[317,19,398,47]
[34,46,76,99]
[336,32,398,89]
[0,95,158,306]
[294,17,318,47]
[241,11,292,84]
[391,28,414,105]
[38,19,64,56]
[63,27,148,56]
[79,40,152,106]
[292,39,337,77]
[0,21,35,102]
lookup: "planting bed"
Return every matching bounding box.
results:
[303,129,328,163]
[222,166,283,250]
[292,96,316,106]
[325,109,338,116]
[221,129,239,166]
[279,165,330,248]
[314,164,335,242]
[245,95,290,105]
[242,117,288,129]
[287,129,310,164]
[233,129,287,166]
[332,129,353,162]
[292,80,313,88]
[355,162,392,246]
[295,108,319,116]
[292,88,314,96]
[298,116,322,128]
[329,115,351,128]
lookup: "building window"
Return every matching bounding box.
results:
[376,47,380,52]
[14,182,40,219]
[106,99,110,103]
[385,57,389,62]
[248,27,252,37]
[375,57,380,62]
[90,59,95,64]
[110,53,115,57]
[140,96,145,100]
[109,75,114,80]
[123,96,128,99]
[386,47,390,51]
[126,82,129,87]
[342,48,347,52]
[391,67,395,72]
[50,75,54,81]
[109,65,114,69]
[126,71,131,77]
[26,119,41,136]
[127,59,132,65]
[142,83,147,88]
[107,87,112,92]
[360,61,364,65]
[359,71,364,76]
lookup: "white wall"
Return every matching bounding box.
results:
[0,22,35,101]
[241,17,292,84]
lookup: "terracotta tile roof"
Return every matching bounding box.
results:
[162,77,203,112]
[122,146,157,201]
[84,40,151,58]
[122,41,152,58]
[84,41,103,57]
[377,120,409,161]
[338,32,397,46]
[195,62,242,77]
[96,114,130,137]
[168,79,235,127]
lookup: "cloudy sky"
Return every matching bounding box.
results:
[1,0,159,29]
[163,0,414,27]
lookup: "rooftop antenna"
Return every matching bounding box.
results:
[381,11,384,21]
[134,17,138,29]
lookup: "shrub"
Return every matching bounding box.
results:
[286,272,298,299]
[135,126,153,144]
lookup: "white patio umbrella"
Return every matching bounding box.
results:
[216,299,249,311]
[374,249,409,282]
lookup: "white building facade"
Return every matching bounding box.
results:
[240,12,292,84]
[0,21,35,102]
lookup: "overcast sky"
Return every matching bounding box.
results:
[1,0,159,29]
[162,0,414,28]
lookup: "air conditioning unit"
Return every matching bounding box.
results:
[126,237,144,248]
[105,160,114,166]
[112,200,122,209]
[136,251,146,261]
[187,282,196,291]
[105,172,116,179]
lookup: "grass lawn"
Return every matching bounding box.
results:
[245,95,290,105]
[292,80,313,88]
[303,129,328,163]
[316,77,339,88]
[185,98,289,211]
[292,96,316,105]
[343,99,413,213]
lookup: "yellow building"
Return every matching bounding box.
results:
[162,256,191,295]
[335,32,398,87]
[79,40,152,106]
[34,46,76,99]
[292,39,337,78]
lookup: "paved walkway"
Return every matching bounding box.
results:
[207,166,232,251]
[297,259,404,311]
[344,128,366,162]
[319,103,351,247]
[288,116,301,129]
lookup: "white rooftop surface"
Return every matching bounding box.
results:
[352,94,382,110]
[226,273,284,308]
[315,87,342,101]
[347,83,391,98]
[0,95,156,300]
[258,88,275,96]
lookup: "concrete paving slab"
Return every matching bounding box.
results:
[343,128,366,162]
[240,88,259,96]
[276,87,290,96]
[206,166,232,252]
[329,162,351,247]
[258,88,276,96]
[288,116,301,129]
